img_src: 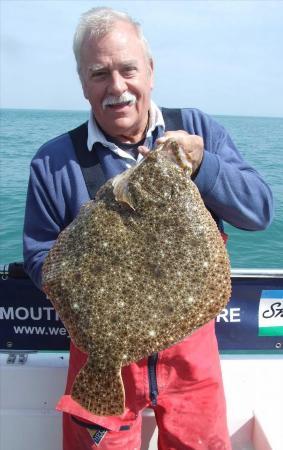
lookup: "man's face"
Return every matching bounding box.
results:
[80,21,154,143]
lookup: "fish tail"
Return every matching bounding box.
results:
[71,359,125,416]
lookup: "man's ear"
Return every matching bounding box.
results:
[80,73,89,100]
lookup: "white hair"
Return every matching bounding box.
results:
[73,7,152,75]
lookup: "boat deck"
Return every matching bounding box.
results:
[0,352,282,450]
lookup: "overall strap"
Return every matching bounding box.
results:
[68,122,105,199]
[161,108,226,239]
[161,107,183,131]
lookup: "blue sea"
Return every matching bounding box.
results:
[0,108,282,268]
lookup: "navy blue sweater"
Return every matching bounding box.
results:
[23,108,274,289]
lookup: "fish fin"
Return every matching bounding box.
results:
[71,359,125,416]
[112,169,136,210]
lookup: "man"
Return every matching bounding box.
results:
[23,7,274,450]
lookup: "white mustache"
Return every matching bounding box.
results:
[102,92,137,110]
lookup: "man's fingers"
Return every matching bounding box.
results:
[155,137,166,146]
[155,132,178,146]
[138,145,150,156]
[156,130,189,142]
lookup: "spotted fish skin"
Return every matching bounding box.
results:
[42,142,231,416]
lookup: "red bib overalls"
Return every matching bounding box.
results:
[57,235,231,450]
[58,323,231,449]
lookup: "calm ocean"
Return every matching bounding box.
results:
[0,108,282,268]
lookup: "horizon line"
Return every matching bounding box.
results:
[1,106,282,120]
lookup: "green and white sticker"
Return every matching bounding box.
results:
[258,290,283,336]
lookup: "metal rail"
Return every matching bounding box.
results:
[231,269,283,278]
[1,264,283,279]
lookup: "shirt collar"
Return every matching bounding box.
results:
[87,101,165,161]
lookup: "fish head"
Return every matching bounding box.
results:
[112,140,191,211]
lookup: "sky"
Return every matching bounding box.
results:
[1,0,283,117]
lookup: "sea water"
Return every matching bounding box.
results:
[0,108,282,268]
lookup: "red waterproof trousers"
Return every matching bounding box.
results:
[57,320,231,450]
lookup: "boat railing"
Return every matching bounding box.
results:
[0,262,282,358]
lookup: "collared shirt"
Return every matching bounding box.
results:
[87,101,165,166]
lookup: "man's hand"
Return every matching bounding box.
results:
[138,130,204,175]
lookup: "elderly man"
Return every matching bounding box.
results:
[23,7,273,450]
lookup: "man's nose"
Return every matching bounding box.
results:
[108,71,127,96]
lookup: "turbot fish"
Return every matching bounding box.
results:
[42,140,231,416]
